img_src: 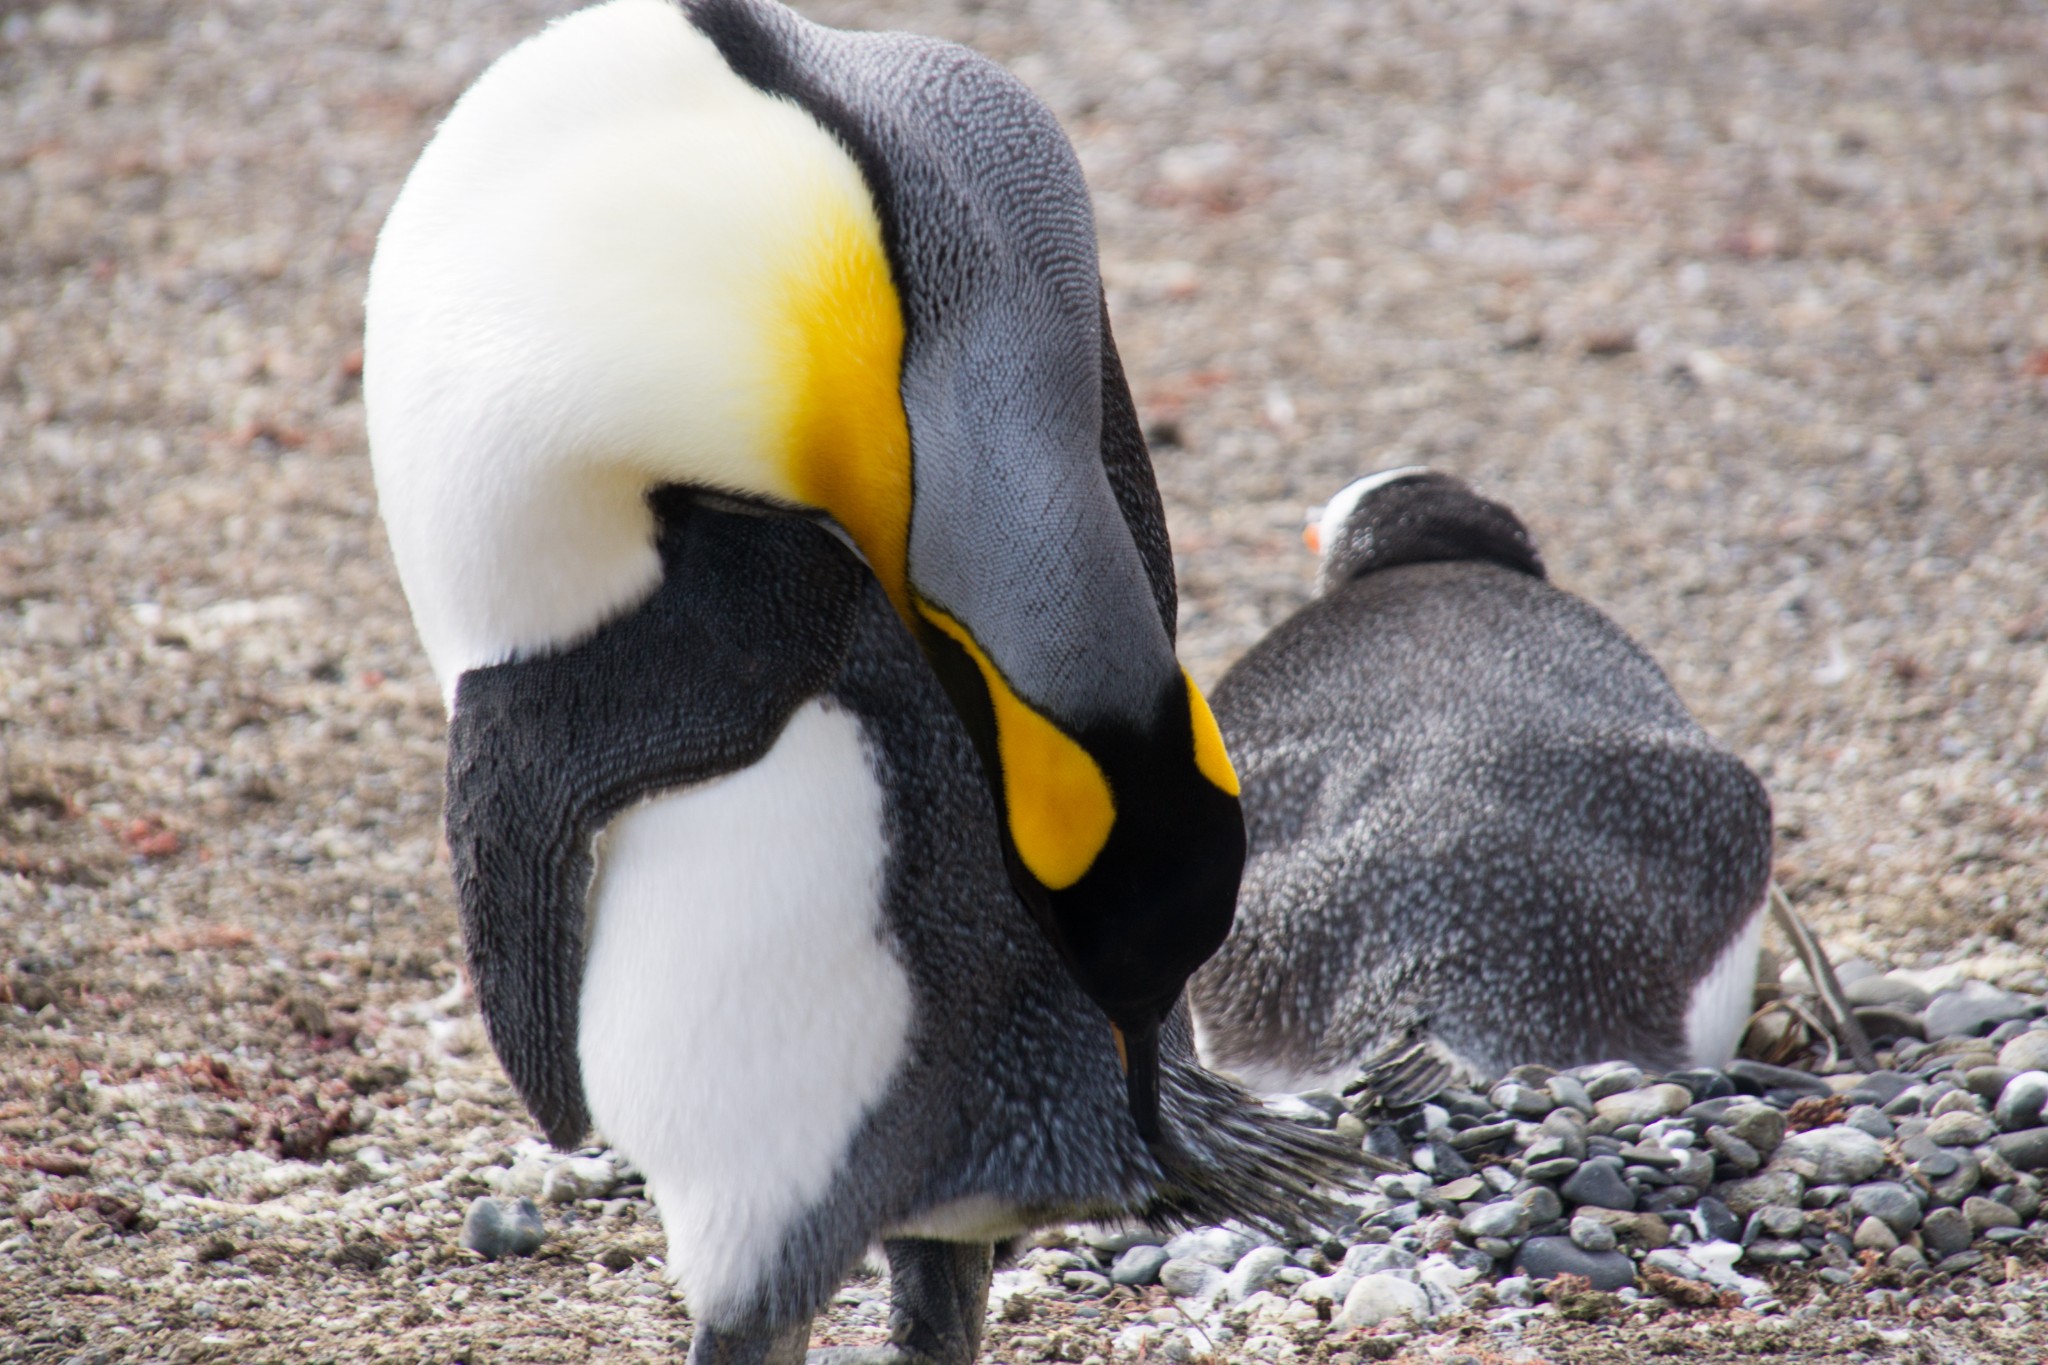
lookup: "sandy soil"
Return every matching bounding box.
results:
[3,1,2046,1361]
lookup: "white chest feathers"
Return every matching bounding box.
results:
[577,699,912,1322]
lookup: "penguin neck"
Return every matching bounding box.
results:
[395,460,663,706]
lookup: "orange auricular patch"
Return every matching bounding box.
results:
[916,604,1117,892]
[776,199,914,620]
[1185,671,1240,796]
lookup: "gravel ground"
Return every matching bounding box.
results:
[3,1,2046,1361]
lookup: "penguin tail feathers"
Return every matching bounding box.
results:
[1139,1020,1367,1242]
[1340,1030,1483,1112]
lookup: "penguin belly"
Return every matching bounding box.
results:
[578,697,913,1325]
[1683,905,1766,1068]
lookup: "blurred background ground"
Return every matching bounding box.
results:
[1,0,2044,1360]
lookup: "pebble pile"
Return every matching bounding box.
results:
[964,973,2048,1356]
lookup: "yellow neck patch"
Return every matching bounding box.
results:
[917,604,1117,891]
[775,193,914,621]
[1185,671,1240,797]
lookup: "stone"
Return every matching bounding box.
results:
[1725,1104,1787,1155]
[1435,1175,1485,1202]
[1110,1244,1169,1286]
[1964,1196,2022,1233]
[1063,1270,1111,1298]
[541,1155,616,1204]
[1852,1216,1899,1254]
[1523,1157,1579,1182]
[1741,1239,1809,1264]
[1513,1236,1636,1291]
[1692,1196,1742,1243]
[1165,1228,1254,1268]
[1332,1274,1431,1331]
[1223,1246,1291,1304]
[1662,1069,1736,1102]
[1491,1082,1554,1117]
[1999,1033,2048,1074]
[1578,1064,1645,1101]
[1924,983,2033,1041]
[1887,1244,1927,1272]
[1427,1140,1474,1181]
[1341,1244,1417,1277]
[1991,1127,2048,1170]
[1593,1085,1690,1127]
[1719,1171,1804,1217]
[1845,1105,1895,1140]
[461,1197,546,1259]
[1568,1215,1617,1253]
[1841,1071,1917,1108]
[1560,1157,1635,1211]
[1775,1126,1886,1185]
[1926,1152,1982,1206]
[1672,1150,1715,1188]
[1919,1205,1973,1257]
[1546,1075,1595,1115]
[1965,1067,2018,1103]
[1931,1088,1987,1118]
[1995,1073,2048,1132]
[1458,1200,1528,1242]
[1913,1148,1958,1177]
[1514,1185,1564,1225]
[1849,1182,1923,1236]
[1157,1258,1225,1302]
[1724,1060,1832,1100]
[1706,1127,1761,1172]
[1845,975,1930,1010]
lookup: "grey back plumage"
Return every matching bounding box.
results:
[1191,473,1773,1090]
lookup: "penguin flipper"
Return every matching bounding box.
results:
[445,500,867,1147]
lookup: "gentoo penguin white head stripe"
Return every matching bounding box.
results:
[365,0,1242,1137]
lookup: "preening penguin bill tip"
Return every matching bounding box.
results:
[363,0,1243,1138]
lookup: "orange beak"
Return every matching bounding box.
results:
[1303,523,1322,554]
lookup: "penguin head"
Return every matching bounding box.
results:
[1306,468,1546,593]
[365,0,1243,1056]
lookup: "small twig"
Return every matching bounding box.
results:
[1769,880,1879,1071]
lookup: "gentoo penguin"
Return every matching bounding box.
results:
[1187,469,1774,1101]
[365,0,1246,1135]
[363,1,1338,1360]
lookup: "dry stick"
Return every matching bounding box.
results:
[1768,880,1879,1073]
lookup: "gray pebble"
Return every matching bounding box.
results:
[1523,1157,1579,1182]
[1673,1149,1715,1188]
[1110,1244,1169,1286]
[1844,1105,1895,1140]
[1851,1216,1898,1254]
[1514,1185,1564,1225]
[461,1196,546,1259]
[1999,1033,2048,1074]
[1964,1196,2022,1233]
[1063,1270,1111,1297]
[1991,1126,2048,1171]
[1164,1228,1252,1269]
[1490,1081,1554,1118]
[1578,1064,1645,1101]
[1723,1060,1831,1099]
[1719,1170,1805,1217]
[1776,1126,1886,1185]
[1926,1110,1996,1147]
[1512,1236,1636,1291]
[1706,1127,1762,1172]
[1459,1200,1529,1242]
[1925,983,2033,1042]
[1742,1238,1810,1264]
[1919,1205,1973,1257]
[1560,1157,1635,1211]
[1888,1244,1927,1272]
[1331,1273,1431,1331]
[1844,975,1930,1011]
[1157,1257,1224,1301]
[1927,1152,1982,1206]
[1546,1075,1595,1116]
[1994,1072,2048,1132]
[1724,1104,1786,1156]
[1593,1084,1691,1127]
[1568,1216,1617,1253]
[1222,1245,1290,1304]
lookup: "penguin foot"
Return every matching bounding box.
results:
[687,1320,811,1365]
[807,1240,993,1365]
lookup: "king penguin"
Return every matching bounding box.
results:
[364,2,1345,1361]
[1187,469,1775,1102]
